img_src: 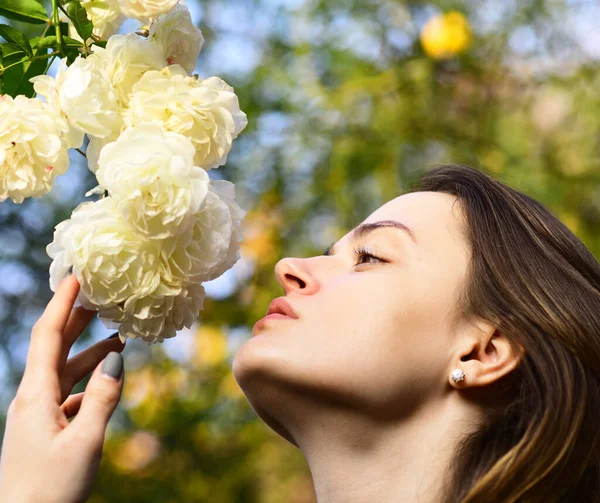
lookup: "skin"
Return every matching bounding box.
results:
[232,191,522,503]
[0,274,126,503]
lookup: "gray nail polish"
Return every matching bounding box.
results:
[101,352,123,380]
[106,332,119,340]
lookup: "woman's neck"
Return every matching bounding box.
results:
[292,396,480,503]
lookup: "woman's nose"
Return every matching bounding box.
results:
[274,257,319,295]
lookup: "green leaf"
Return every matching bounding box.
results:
[59,21,70,38]
[0,74,4,94]
[63,36,84,47]
[64,46,80,65]
[2,58,25,97]
[34,35,57,49]
[35,35,83,50]
[1,48,27,66]
[3,39,49,98]
[0,0,48,25]
[66,1,93,42]
[0,24,33,57]
[91,39,107,49]
[0,43,26,58]
[18,55,48,97]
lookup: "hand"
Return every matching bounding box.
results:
[0,274,127,503]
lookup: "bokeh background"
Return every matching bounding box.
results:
[1,0,600,501]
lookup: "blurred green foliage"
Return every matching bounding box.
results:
[1,0,599,501]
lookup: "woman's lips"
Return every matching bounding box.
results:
[266,297,299,319]
[253,312,296,332]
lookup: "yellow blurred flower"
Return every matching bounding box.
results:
[240,207,282,265]
[111,430,161,473]
[219,370,245,400]
[241,228,274,262]
[195,324,228,366]
[420,11,472,59]
[122,367,154,409]
[123,366,189,410]
[558,210,580,235]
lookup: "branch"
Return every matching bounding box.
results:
[0,51,60,76]
[51,0,65,53]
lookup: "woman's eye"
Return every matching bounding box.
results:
[352,246,387,266]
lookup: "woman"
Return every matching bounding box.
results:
[1,164,599,502]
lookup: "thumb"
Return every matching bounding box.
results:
[69,351,125,444]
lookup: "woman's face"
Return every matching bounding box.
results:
[232,191,472,441]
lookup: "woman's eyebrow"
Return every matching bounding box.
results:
[323,220,417,256]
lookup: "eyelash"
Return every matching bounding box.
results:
[352,245,388,266]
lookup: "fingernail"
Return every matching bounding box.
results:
[101,352,123,380]
[105,332,119,340]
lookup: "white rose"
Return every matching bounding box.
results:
[165,179,245,284]
[124,65,248,169]
[164,183,231,284]
[101,282,206,344]
[85,134,112,174]
[96,124,211,239]
[204,179,246,280]
[148,3,204,74]
[28,62,84,149]
[118,0,180,23]
[81,0,125,39]
[92,33,166,104]
[0,95,71,204]
[46,196,163,310]
[31,55,122,139]
[57,5,121,43]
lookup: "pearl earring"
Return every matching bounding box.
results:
[451,368,465,383]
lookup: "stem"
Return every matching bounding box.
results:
[33,22,53,74]
[75,148,87,158]
[40,22,51,40]
[51,0,64,54]
[0,51,60,75]
[57,3,69,19]
[44,54,58,75]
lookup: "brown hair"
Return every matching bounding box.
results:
[409,164,600,502]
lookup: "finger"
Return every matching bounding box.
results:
[40,273,81,334]
[60,336,126,403]
[58,306,98,371]
[61,392,85,419]
[66,352,124,446]
[22,274,81,402]
[25,274,80,376]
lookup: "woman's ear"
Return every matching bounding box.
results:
[449,320,524,389]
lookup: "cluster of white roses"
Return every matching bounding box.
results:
[0,0,248,344]
[72,0,186,41]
